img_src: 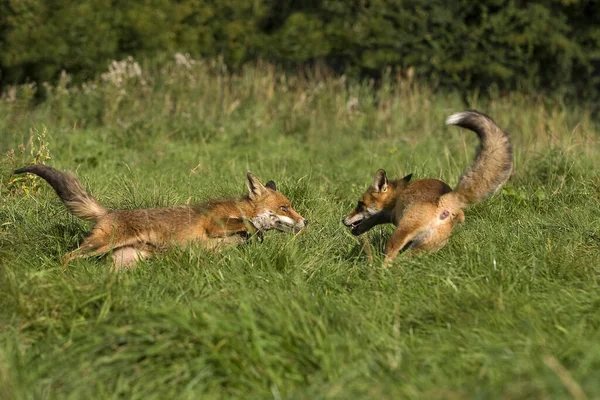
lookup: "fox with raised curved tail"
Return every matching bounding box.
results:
[13,165,308,269]
[342,110,513,263]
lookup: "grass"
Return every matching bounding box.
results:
[1,55,599,399]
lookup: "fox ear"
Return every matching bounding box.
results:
[246,172,267,200]
[265,180,277,191]
[402,173,413,183]
[371,169,388,192]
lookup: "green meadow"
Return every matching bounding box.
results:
[1,56,599,399]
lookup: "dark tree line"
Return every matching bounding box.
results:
[1,0,599,99]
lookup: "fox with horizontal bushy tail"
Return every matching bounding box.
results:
[13,165,308,269]
[342,110,513,263]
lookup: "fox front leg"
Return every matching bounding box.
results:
[383,222,425,266]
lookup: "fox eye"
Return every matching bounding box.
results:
[280,206,289,213]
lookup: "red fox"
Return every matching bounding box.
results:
[14,165,308,269]
[342,110,513,263]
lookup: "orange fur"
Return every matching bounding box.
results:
[14,166,307,269]
[342,110,512,264]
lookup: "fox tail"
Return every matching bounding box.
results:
[445,110,513,207]
[13,164,108,221]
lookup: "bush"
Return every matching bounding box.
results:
[1,0,599,100]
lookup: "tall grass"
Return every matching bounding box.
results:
[1,55,599,399]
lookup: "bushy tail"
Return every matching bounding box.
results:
[13,164,108,221]
[445,110,513,207]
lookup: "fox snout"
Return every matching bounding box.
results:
[254,210,308,234]
[297,218,309,231]
[342,213,367,236]
[343,207,390,236]
[282,215,309,233]
[282,206,308,233]
[342,214,360,227]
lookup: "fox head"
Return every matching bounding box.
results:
[246,172,308,233]
[342,169,412,235]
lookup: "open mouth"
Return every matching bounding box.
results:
[349,221,363,236]
[342,217,365,235]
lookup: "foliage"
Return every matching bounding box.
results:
[1,0,600,99]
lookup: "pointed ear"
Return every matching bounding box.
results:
[246,172,267,200]
[265,180,277,191]
[371,169,388,192]
[402,173,413,183]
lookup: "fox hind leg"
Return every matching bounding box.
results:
[383,214,458,266]
[62,224,125,266]
[383,223,425,265]
[110,245,153,271]
[62,235,112,266]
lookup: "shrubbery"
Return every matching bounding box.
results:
[1,0,599,99]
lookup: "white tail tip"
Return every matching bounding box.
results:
[445,111,470,126]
